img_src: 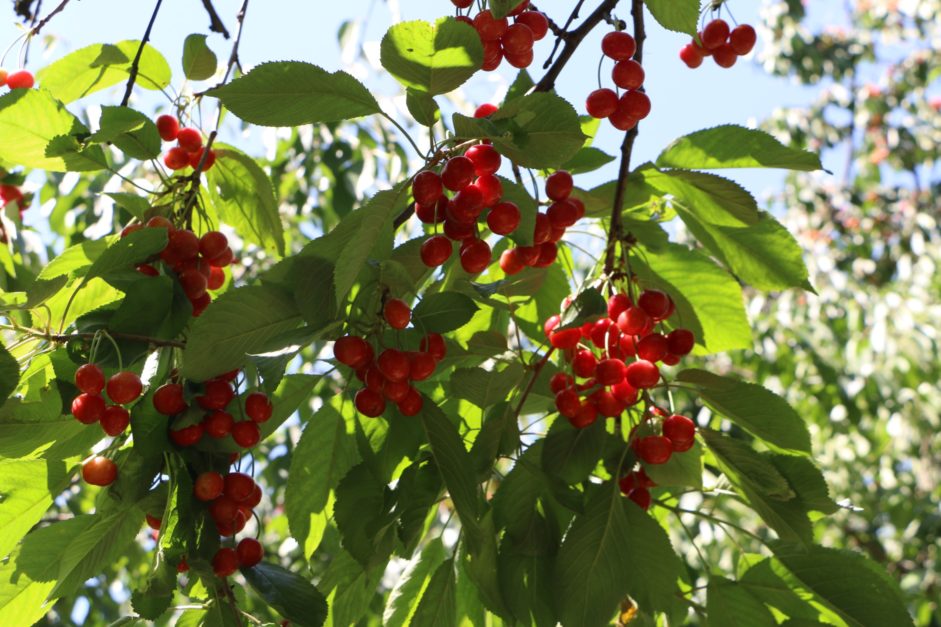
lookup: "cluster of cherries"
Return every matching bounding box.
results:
[156,115,217,172]
[153,371,273,450]
[546,288,696,429]
[413,144,582,275]
[0,68,34,90]
[190,470,265,576]
[451,0,549,71]
[680,19,756,69]
[333,298,448,418]
[122,220,233,317]
[619,409,697,509]
[585,31,652,130]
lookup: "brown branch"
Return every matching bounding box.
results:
[528,3,567,38]
[120,0,164,107]
[603,0,645,277]
[533,0,620,93]
[27,0,70,35]
[199,0,230,38]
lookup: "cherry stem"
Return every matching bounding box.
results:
[120,0,164,108]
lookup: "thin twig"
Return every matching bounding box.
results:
[121,0,164,107]
[199,0,231,38]
[27,0,70,35]
[533,0,620,92]
[603,0,645,276]
[529,3,566,38]
[0,324,186,349]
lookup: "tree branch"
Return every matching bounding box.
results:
[533,0,620,93]
[120,0,164,107]
[199,0,230,38]
[26,0,70,35]
[603,0,645,276]
[1,325,185,349]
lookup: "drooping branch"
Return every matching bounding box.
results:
[603,0,645,277]
[199,0,230,38]
[120,0,164,107]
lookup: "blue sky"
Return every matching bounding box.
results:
[2,0,825,201]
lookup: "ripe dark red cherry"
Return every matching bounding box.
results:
[383,379,410,402]
[397,387,423,416]
[608,107,639,132]
[555,388,581,417]
[412,171,443,206]
[601,31,637,60]
[420,235,452,267]
[487,201,521,235]
[204,410,234,437]
[572,350,598,378]
[460,238,492,274]
[231,421,261,448]
[550,373,574,394]
[636,435,673,464]
[194,471,225,501]
[618,90,651,120]
[408,351,437,381]
[729,24,757,55]
[378,349,411,382]
[502,23,535,56]
[156,115,179,141]
[636,333,669,363]
[482,40,503,71]
[82,456,118,486]
[516,10,549,40]
[499,249,525,275]
[617,306,650,335]
[713,44,737,68]
[145,514,162,530]
[420,333,447,361]
[198,379,234,410]
[355,388,386,417]
[680,43,704,68]
[333,335,372,368]
[452,0,473,7]
[199,231,228,260]
[209,496,239,524]
[72,393,106,424]
[441,156,476,191]
[106,371,142,405]
[701,19,730,50]
[153,382,187,415]
[628,487,651,510]
[504,47,534,69]
[625,360,660,389]
[586,88,619,118]
[474,10,509,41]
[383,298,411,330]
[474,174,503,206]
[545,170,573,201]
[212,548,239,578]
[474,103,498,118]
[75,364,105,395]
[164,147,190,170]
[169,423,204,447]
[638,290,672,320]
[570,402,598,428]
[667,328,695,356]
[245,392,273,423]
[176,128,203,153]
[465,144,502,176]
[237,538,264,567]
[596,358,626,385]
[612,59,645,90]
[224,472,255,502]
[100,405,130,436]
[663,414,696,451]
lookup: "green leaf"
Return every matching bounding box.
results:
[657,125,823,170]
[411,559,457,626]
[542,418,614,485]
[380,19,483,95]
[643,439,703,488]
[557,286,607,330]
[418,398,482,545]
[383,539,448,627]
[332,183,410,303]
[707,576,776,627]
[770,455,839,515]
[207,145,285,255]
[83,228,168,287]
[393,460,443,553]
[107,192,151,220]
[738,557,831,623]
[88,106,161,159]
[0,458,70,558]
[559,146,616,174]
[411,291,479,333]
[489,0,523,18]
[182,34,218,80]
[334,463,396,568]
[36,40,171,104]
[0,89,106,171]
[0,342,17,402]
[286,404,360,553]
[677,369,812,455]
[632,243,751,353]
[770,544,915,627]
[181,284,302,381]
[554,486,682,625]
[504,69,534,104]
[453,93,587,169]
[205,61,380,126]
[406,89,441,126]
[644,0,701,35]
[470,402,520,476]
[449,362,524,408]
[241,562,329,627]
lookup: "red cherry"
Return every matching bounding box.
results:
[548,327,581,349]
[474,10,508,41]
[680,43,704,68]
[164,147,190,170]
[532,241,558,267]
[205,410,234,438]
[499,249,525,275]
[412,171,443,206]
[408,351,437,381]
[482,40,503,71]
[465,144,502,176]
[616,306,650,336]
[244,392,273,423]
[192,290,212,317]
[508,0,530,15]
[601,31,637,60]
[420,333,447,361]
[188,148,216,171]
[146,215,174,231]
[82,456,117,486]
[460,238,492,274]
[443,217,474,241]
[106,371,142,405]
[452,0,473,7]
[383,379,410,402]
[136,263,159,276]
[223,472,255,502]
[618,90,651,120]
[625,360,660,389]
[515,245,540,266]
[162,229,200,265]
[75,363,105,395]
[516,11,549,40]
[209,496,239,524]
[474,174,503,206]
[169,422,204,447]
[72,393,106,424]
[612,59,645,90]
[451,187,484,222]
[178,268,208,300]
[383,298,411,330]
[611,380,638,404]
[547,200,578,229]
[701,19,730,50]
[474,103,498,118]
[198,379,234,410]
[713,44,738,68]
[638,290,672,320]
[502,23,535,56]
[628,487,651,510]
[441,156,476,191]
[231,421,261,448]
[661,353,681,366]
[100,405,130,436]
[207,247,234,268]
[377,349,411,382]
[236,538,264,567]
[569,402,598,429]
[156,115,179,141]
[555,388,581,418]
[572,350,598,378]
[636,333,669,363]
[486,201,521,235]
[595,358,626,386]
[607,294,631,321]
[333,335,372,369]
[355,388,386,417]
[550,373,574,394]
[199,231,228,260]
[636,435,673,464]
[212,548,239,578]
[194,471,225,501]
[420,235,452,267]
[729,24,757,55]
[545,171,573,201]
[145,514,162,530]
[176,128,203,153]
[5,70,34,89]
[207,266,225,290]
[397,387,423,416]
[667,329,695,356]
[586,88,619,118]
[608,107,638,132]
[590,389,625,417]
[663,414,696,450]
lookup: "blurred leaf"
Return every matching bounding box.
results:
[707,576,776,627]
[182,34,218,80]
[449,362,524,408]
